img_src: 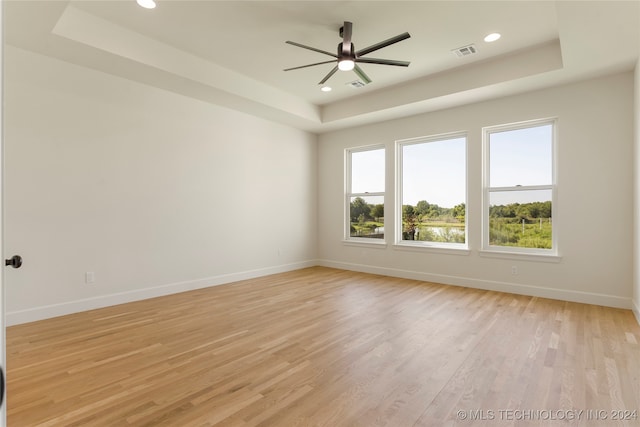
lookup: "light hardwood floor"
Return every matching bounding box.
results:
[7,267,640,426]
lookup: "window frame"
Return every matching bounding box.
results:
[394,131,469,252]
[481,118,558,258]
[344,145,386,245]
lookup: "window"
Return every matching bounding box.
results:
[346,146,385,241]
[483,119,556,254]
[396,133,467,248]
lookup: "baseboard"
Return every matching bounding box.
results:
[633,299,640,326]
[318,259,633,310]
[7,259,635,326]
[6,260,316,326]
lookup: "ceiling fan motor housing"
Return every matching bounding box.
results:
[338,42,356,60]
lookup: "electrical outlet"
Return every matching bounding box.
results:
[511,266,518,275]
[85,272,95,284]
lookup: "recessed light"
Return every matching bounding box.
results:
[320,86,332,92]
[484,33,501,43]
[136,0,156,9]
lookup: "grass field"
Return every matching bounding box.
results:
[490,218,552,249]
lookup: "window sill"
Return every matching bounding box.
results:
[342,239,388,249]
[393,242,470,256]
[478,249,562,263]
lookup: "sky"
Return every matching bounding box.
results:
[489,124,552,205]
[350,123,553,208]
[402,136,465,207]
[490,124,552,187]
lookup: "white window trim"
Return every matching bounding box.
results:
[344,144,386,245]
[478,249,561,263]
[481,117,559,258]
[395,131,469,251]
[342,239,388,248]
[393,241,470,256]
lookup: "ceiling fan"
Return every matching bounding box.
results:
[284,21,411,85]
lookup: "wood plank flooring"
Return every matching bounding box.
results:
[7,267,640,426]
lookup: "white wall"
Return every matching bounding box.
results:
[4,46,318,325]
[634,59,640,323]
[319,72,634,308]
[4,45,636,325]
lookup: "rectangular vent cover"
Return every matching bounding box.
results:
[452,44,477,57]
[346,80,366,88]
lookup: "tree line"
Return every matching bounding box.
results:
[403,200,465,223]
[489,201,551,221]
[350,197,384,222]
[351,197,551,223]
[350,197,465,223]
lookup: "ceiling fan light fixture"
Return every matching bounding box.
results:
[338,59,355,71]
[320,86,332,92]
[136,0,156,9]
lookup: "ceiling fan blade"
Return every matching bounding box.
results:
[286,41,339,58]
[353,65,372,84]
[319,65,339,84]
[284,60,337,71]
[341,21,353,57]
[355,32,411,57]
[356,57,410,67]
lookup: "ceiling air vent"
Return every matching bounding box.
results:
[346,80,366,88]
[452,44,477,58]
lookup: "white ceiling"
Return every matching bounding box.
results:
[5,1,640,133]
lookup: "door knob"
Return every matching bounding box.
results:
[5,255,22,268]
